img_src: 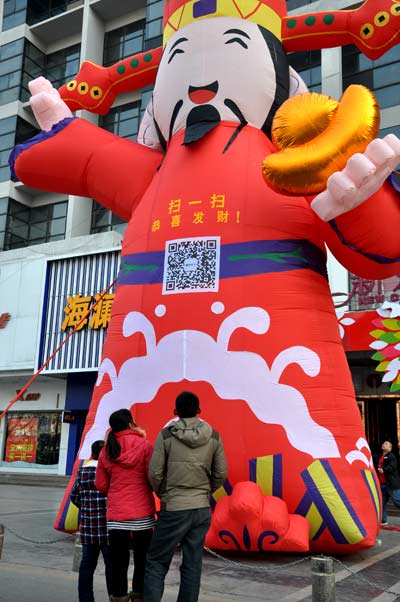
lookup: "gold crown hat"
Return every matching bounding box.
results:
[163,0,286,45]
[59,0,400,114]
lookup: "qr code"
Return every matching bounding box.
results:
[162,237,220,295]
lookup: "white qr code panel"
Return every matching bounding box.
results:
[162,237,221,295]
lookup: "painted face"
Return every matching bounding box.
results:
[152,17,288,145]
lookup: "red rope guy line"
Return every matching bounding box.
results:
[0,277,118,423]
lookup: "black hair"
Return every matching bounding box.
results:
[258,26,290,139]
[106,409,134,461]
[91,440,104,460]
[175,391,200,418]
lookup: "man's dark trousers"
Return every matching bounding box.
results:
[143,507,211,602]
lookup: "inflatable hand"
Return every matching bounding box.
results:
[311,134,400,221]
[29,76,73,132]
[205,482,310,552]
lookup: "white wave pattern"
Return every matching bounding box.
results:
[80,306,340,460]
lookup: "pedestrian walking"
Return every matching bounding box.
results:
[143,391,227,602]
[95,409,155,602]
[70,440,112,602]
[377,440,400,526]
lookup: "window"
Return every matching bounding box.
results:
[0,116,17,182]
[21,41,80,102]
[144,0,163,50]
[2,0,27,31]
[45,43,80,89]
[0,116,38,182]
[140,85,154,120]
[380,125,400,139]
[91,201,127,235]
[101,102,141,138]
[0,38,24,105]
[103,21,145,67]
[343,45,400,110]
[100,101,141,141]
[288,50,321,93]
[380,125,400,173]
[21,40,45,102]
[26,0,81,25]
[1,199,68,250]
[1,39,80,105]
[0,197,8,249]
[3,412,62,467]
[287,0,314,10]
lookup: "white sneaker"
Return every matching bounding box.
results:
[380,522,389,526]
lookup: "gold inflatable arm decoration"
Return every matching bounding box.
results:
[262,85,380,196]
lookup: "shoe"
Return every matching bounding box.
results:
[130,592,143,601]
[380,522,389,526]
[109,595,131,602]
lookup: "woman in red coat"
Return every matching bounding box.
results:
[95,409,155,602]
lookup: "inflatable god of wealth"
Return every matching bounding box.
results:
[10,0,400,552]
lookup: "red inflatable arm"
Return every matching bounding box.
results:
[12,118,163,220]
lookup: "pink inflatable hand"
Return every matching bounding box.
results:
[311,134,400,221]
[29,76,73,132]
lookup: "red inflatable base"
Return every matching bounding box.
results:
[206,481,310,552]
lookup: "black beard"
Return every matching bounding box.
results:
[183,104,221,145]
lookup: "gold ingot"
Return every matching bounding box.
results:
[271,92,338,149]
[262,85,380,196]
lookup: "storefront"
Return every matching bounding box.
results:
[0,252,68,474]
[0,246,120,475]
[0,378,67,473]
[337,273,400,460]
[38,248,120,474]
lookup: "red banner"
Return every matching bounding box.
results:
[5,416,38,463]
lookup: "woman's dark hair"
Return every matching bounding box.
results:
[106,409,135,461]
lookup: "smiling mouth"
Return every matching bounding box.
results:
[188,81,219,104]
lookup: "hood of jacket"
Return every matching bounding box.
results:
[169,417,213,448]
[108,429,147,467]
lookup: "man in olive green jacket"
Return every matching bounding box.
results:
[143,391,227,602]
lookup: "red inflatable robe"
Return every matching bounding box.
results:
[12,116,400,552]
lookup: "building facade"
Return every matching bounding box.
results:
[0,0,399,474]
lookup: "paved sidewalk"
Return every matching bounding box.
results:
[1,483,400,601]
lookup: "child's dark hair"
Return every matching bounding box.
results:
[175,391,200,418]
[106,409,135,461]
[91,440,104,460]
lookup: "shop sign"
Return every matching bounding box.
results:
[0,313,11,329]
[61,293,115,331]
[5,416,39,462]
[15,390,41,401]
[333,275,400,309]
[63,411,78,423]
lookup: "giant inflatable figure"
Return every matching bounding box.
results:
[10,0,400,553]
